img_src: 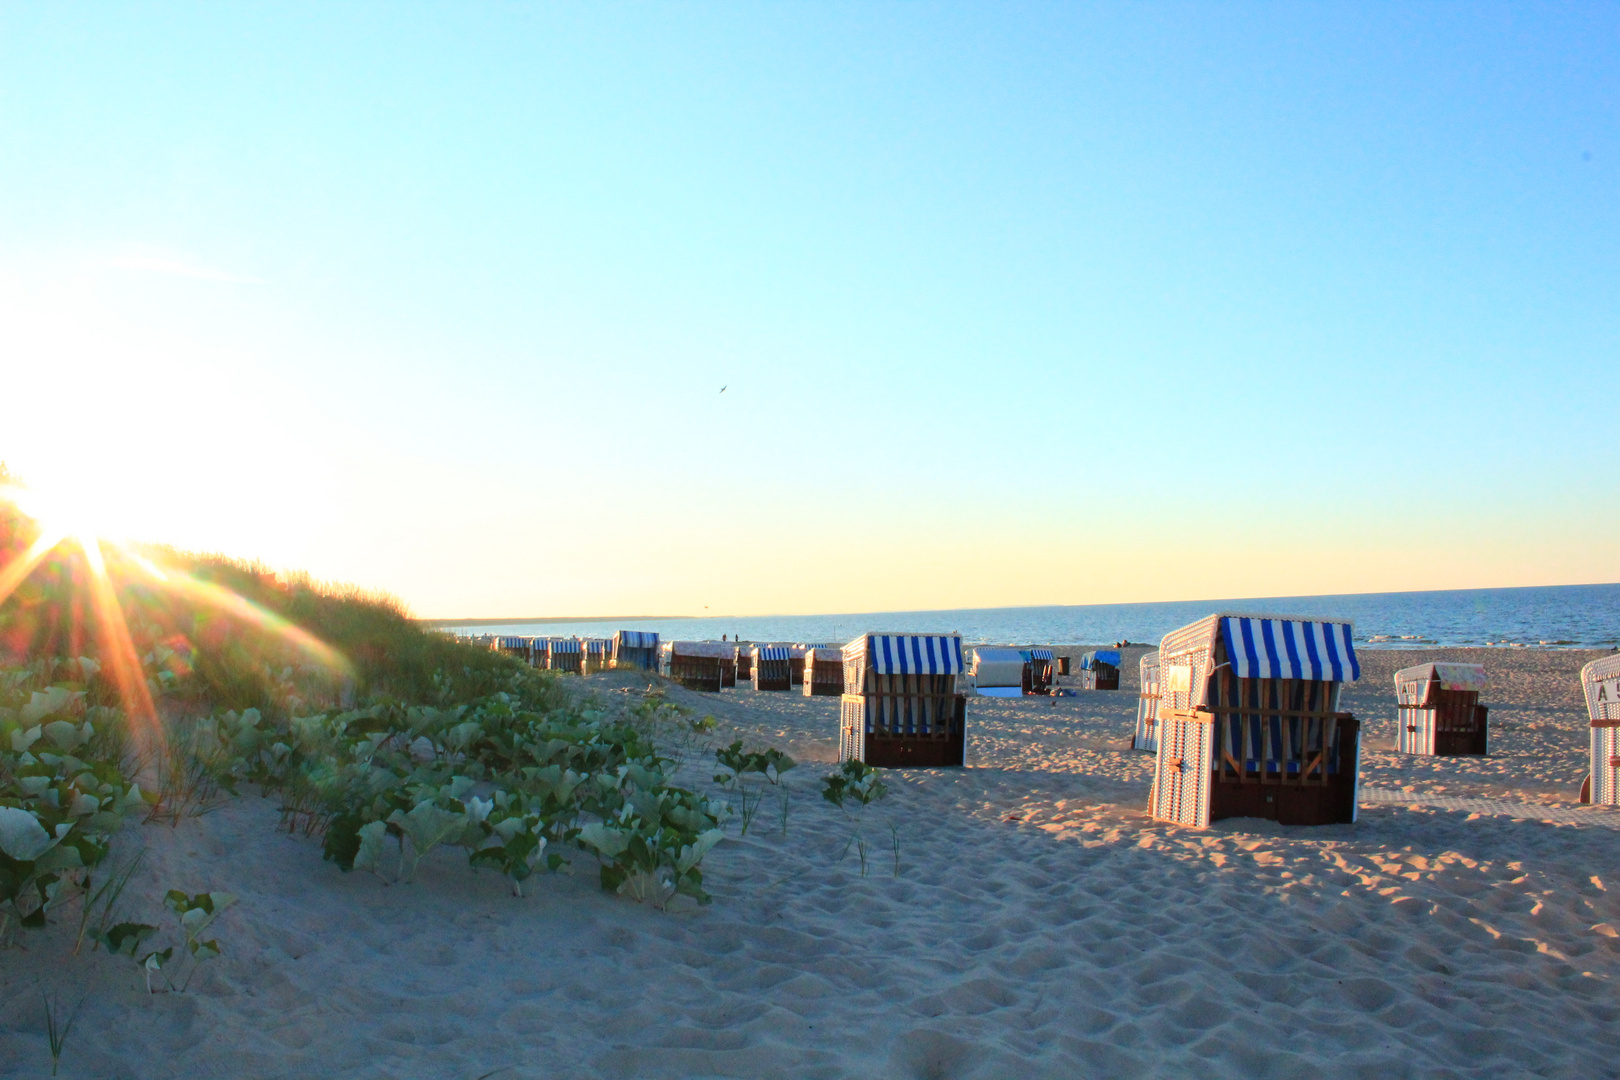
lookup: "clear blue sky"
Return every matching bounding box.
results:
[2,3,1615,616]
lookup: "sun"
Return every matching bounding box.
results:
[1,481,131,549]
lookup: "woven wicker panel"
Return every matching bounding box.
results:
[839,696,865,762]
[1151,716,1210,827]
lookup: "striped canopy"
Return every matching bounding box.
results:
[582,638,610,654]
[1219,616,1359,682]
[1022,648,1055,661]
[497,636,529,649]
[546,638,582,654]
[848,633,965,676]
[1080,650,1121,670]
[754,645,790,661]
[615,630,659,649]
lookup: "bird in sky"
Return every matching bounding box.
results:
[719,385,727,394]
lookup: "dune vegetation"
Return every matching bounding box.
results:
[0,478,731,969]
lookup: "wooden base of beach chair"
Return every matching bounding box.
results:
[804,659,842,697]
[839,694,967,768]
[1206,718,1359,827]
[861,734,966,768]
[670,657,722,693]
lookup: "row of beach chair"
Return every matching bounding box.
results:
[480,615,1620,826]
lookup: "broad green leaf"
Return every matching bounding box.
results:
[0,806,55,861]
[392,802,467,859]
[353,820,389,871]
[577,822,630,857]
[676,829,724,874]
[101,922,156,956]
[43,719,85,751]
[21,687,78,725]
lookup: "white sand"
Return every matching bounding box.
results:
[4,648,1619,1078]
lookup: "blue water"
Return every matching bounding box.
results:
[443,582,1620,649]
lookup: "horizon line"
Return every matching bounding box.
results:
[416,579,1620,626]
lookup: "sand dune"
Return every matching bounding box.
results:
[3,648,1617,1077]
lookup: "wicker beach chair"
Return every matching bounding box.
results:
[839,633,967,767]
[1134,650,1161,752]
[612,630,660,671]
[969,647,1025,698]
[1580,654,1620,804]
[581,638,611,674]
[802,647,844,697]
[1022,648,1055,695]
[1394,663,1486,756]
[494,636,533,664]
[1077,650,1121,690]
[752,645,792,691]
[1149,614,1361,827]
[546,636,583,674]
[664,641,729,692]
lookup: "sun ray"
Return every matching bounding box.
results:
[0,530,66,609]
[123,549,353,677]
[78,535,162,742]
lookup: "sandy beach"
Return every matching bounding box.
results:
[3,646,1617,1078]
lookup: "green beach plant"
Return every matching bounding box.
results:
[73,849,145,955]
[163,889,236,990]
[0,493,738,947]
[822,760,889,877]
[713,741,795,837]
[41,991,84,1076]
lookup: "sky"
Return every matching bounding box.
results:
[1,2,1616,619]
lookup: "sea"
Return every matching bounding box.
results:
[437,582,1620,650]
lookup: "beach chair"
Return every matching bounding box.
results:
[1134,650,1161,752]
[612,630,660,671]
[803,647,844,697]
[1580,654,1620,804]
[1149,614,1361,827]
[1394,663,1487,755]
[666,641,728,692]
[788,644,809,686]
[839,633,967,767]
[494,636,533,664]
[546,637,583,674]
[581,637,612,674]
[752,645,792,691]
[718,644,739,688]
[969,647,1025,698]
[736,645,753,683]
[1022,648,1055,695]
[1077,650,1121,690]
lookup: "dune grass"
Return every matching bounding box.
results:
[0,486,734,982]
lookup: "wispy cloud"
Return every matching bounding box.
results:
[102,251,266,284]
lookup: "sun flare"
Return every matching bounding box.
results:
[0,482,354,745]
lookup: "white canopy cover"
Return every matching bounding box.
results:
[1393,662,1486,694]
[971,647,1027,689]
[669,641,736,659]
